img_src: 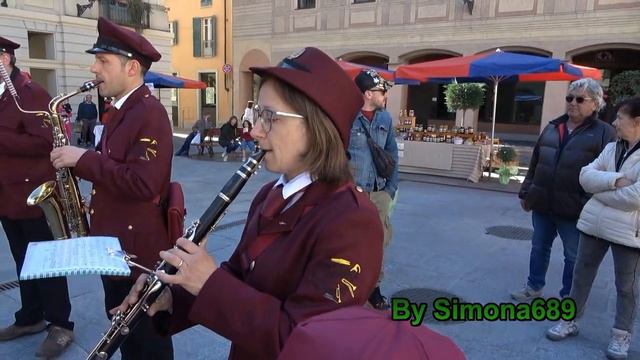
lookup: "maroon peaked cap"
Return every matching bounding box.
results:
[0,36,20,55]
[250,47,364,150]
[86,17,161,69]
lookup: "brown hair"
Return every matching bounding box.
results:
[261,77,352,186]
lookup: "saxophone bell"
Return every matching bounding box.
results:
[23,78,99,239]
[27,181,69,240]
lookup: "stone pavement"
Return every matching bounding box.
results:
[0,134,637,359]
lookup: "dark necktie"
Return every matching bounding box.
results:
[261,184,286,218]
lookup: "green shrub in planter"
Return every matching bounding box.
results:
[444,82,485,127]
[609,70,640,105]
[496,147,518,184]
[496,146,517,164]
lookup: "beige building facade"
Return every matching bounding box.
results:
[233,0,640,140]
[167,0,233,128]
[0,0,172,120]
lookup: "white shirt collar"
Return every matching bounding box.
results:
[0,82,5,97]
[113,84,143,110]
[275,172,313,199]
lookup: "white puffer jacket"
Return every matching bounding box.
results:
[577,141,640,249]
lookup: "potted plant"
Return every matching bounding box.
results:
[444,82,486,127]
[609,70,640,105]
[496,146,518,184]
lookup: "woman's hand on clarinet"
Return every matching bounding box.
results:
[156,237,218,296]
[111,274,173,316]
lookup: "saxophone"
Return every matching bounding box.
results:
[86,150,266,360]
[0,61,101,239]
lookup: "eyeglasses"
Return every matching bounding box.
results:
[565,95,592,104]
[252,104,304,133]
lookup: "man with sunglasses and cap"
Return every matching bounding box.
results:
[349,69,399,310]
[49,17,174,359]
[0,36,75,359]
[512,78,616,303]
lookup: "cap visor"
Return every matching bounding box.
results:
[86,47,113,55]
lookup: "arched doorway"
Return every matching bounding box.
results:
[569,45,640,123]
[338,52,389,69]
[238,48,270,118]
[400,50,460,127]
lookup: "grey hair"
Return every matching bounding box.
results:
[568,78,605,111]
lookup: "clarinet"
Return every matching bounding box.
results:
[86,150,266,360]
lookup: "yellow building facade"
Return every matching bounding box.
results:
[167,0,233,129]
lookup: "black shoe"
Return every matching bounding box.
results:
[368,287,390,310]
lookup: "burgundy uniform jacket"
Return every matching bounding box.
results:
[278,306,466,360]
[0,67,55,219]
[166,180,384,359]
[74,85,173,274]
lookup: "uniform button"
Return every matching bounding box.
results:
[128,225,133,230]
[91,189,96,195]
[355,186,363,193]
[24,178,29,182]
[90,209,94,215]
[249,260,255,271]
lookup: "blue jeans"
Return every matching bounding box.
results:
[527,211,580,297]
[175,131,196,156]
[240,139,255,152]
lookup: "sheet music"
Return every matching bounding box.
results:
[20,236,131,280]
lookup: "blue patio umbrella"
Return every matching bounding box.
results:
[396,50,574,173]
[143,71,207,89]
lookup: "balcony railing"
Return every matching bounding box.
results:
[101,1,150,30]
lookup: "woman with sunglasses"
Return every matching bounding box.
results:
[545,97,640,359]
[115,47,383,359]
[512,78,616,303]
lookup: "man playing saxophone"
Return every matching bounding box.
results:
[49,17,174,360]
[0,36,75,358]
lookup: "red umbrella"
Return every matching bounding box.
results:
[336,59,395,81]
[395,50,569,174]
[519,63,602,82]
[144,71,207,89]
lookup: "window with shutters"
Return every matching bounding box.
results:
[202,17,213,57]
[193,17,216,57]
[297,0,315,9]
[169,21,178,45]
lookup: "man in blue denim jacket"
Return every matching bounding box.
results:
[348,69,399,310]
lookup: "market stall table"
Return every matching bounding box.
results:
[399,141,490,183]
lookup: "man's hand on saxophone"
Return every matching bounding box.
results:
[50,145,87,169]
